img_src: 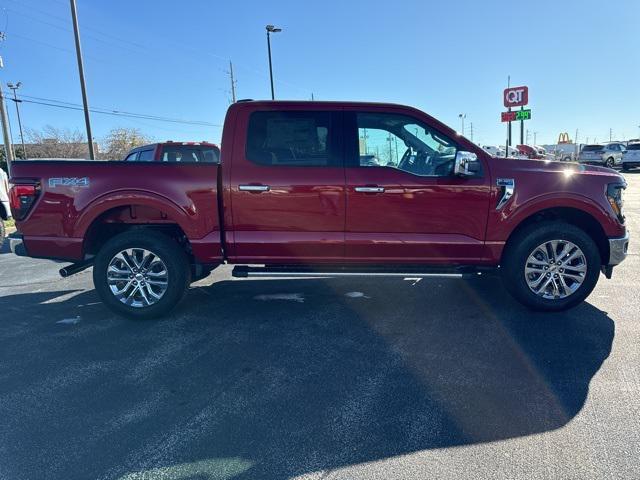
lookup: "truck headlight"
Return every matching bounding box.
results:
[606,182,625,224]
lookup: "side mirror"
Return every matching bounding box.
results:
[454,151,480,177]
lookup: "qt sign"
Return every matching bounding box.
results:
[503,86,529,108]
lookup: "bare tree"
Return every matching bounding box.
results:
[25,125,91,158]
[100,127,152,160]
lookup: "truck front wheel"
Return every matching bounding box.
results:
[501,222,601,311]
[93,230,190,319]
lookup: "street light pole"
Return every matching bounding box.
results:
[7,82,26,158]
[458,113,466,137]
[265,25,281,100]
[69,0,95,160]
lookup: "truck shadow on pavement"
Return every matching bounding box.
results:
[0,275,614,480]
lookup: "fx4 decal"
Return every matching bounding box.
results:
[48,177,90,188]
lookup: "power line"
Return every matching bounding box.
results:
[6,94,221,127]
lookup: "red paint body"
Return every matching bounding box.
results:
[8,101,626,268]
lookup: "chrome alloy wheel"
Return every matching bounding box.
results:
[107,248,169,308]
[524,240,587,299]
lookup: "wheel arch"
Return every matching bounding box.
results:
[79,194,195,260]
[502,206,609,265]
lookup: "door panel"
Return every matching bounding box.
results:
[346,167,490,263]
[343,109,492,264]
[229,109,345,263]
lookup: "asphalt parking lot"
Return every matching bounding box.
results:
[0,173,639,480]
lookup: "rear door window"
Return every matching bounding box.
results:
[124,152,138,161]
[246,111,337,166]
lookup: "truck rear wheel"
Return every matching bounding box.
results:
[501,221,601,311]
[93,230,190,319]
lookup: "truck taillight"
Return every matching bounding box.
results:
[9,184,39,220]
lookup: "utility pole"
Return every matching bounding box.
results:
[311,93,315,101]
[228,60,237,103]
[469,122,474,142]
[0,35,14,173]
[265,25,282,100]
[69,0,95,160]
[7,82,26,158]
[0,88,14,171]
[533,131,538,145]
[609,128,612,142]
[525,129,530,144]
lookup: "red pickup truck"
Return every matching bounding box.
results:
[8,100,629,318]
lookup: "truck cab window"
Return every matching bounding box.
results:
[246,111,334,166]
[162,146,213,162]
[356,113,458,176]
[138,149,154,161]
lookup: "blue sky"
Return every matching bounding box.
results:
[1,0,639,147]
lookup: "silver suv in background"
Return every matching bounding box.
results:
[578,143,624,168]
[622,143,640,171]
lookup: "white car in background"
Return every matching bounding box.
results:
[481,145,527,159]
[0,168,11,246]
[622,143,640,171]
[482,145,505,157]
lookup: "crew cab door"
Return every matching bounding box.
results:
[343,108,492,264]
[228,107,345,263]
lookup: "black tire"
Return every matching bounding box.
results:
[501,221,601,311]
[606,157,615,168]
[93,230,190,319]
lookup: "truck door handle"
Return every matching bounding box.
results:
[239,184,270,192]
[354,186,385,193]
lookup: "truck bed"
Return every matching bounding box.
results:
[9,160,223,264]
